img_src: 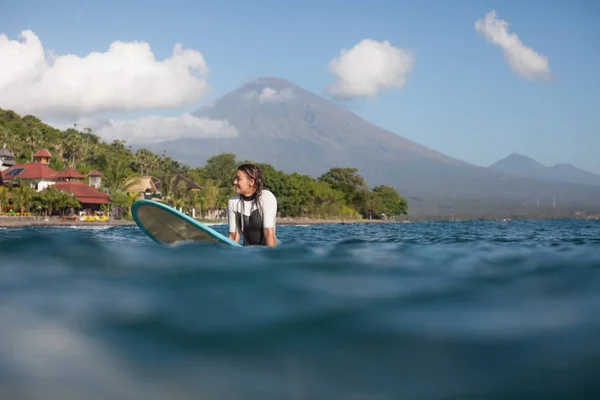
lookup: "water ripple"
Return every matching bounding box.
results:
[1,219,600,399]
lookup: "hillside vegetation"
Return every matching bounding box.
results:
[0,108,407,219]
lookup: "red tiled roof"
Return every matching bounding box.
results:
[55,167,86,179]
[32,149,52,158]
[1,163,58,180]
[76,196,109,204]
[87,169,103,177]
[53,181,110,204]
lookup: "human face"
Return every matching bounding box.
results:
[233,169,255,196]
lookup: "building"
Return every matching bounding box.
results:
[151,174,202,197]
[31,149,52,164]
[124,174,202,201]
[1,148,109,210]
[123,176,160,199]
[1,148,58,191]
[0,145,16,172]
[45,165,109,209]
[50,181,109,209]
[170,174,202,193]
[55,167,86,182]
[87,170,103,188]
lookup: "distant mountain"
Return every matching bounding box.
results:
[138,77,600,216]
[489,153,600,187]
[489,154,548,176]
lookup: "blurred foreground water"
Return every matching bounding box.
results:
[1,219,600,399]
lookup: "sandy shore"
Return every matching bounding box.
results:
[0,216,398,228]
[0,216,136,228]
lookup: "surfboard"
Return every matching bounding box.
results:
[131,199,242,247]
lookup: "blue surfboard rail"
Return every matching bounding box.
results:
[131,199,242,247]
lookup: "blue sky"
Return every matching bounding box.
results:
[1,0,599,172]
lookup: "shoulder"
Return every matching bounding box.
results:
[260,190,277,206]
[260,190,276,201]
[227,195,241,207]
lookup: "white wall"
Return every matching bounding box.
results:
[35,180,56,192]
[89,176,101,188]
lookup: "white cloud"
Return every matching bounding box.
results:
[63,114,239,144]
[239,87,296,104]
[0,30,211,119]
[475,10,552,81]
[258,87,295,103]
[327,39,414,99]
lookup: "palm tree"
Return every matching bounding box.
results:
[10,180,34,214]
[186,190,204,218]
[127,192,139,217]
[62,130,85,168]
[135,148,160,176]
[199,179,220,218]
[25,125,42,158]
[103,158,141,193]
[0,186,8,214]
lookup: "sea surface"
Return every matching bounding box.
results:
[1,219,600,399]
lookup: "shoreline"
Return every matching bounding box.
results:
[1,214,596,228]
[0,216,136,228]
[0,216,399,228]
[277,218,397,225]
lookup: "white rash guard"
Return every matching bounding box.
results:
[227,189,277,246]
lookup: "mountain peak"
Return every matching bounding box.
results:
[488,153,600,186]
[191,76,465,167]
[236,76,298,92]
[490,153,545,169]
[503,153,539,162]
[253,76,296,88]
[137,76,600,214]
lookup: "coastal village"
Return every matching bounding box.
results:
[0,146,203,224]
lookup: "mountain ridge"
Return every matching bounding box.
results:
[489,153,600,187]
[137,77,600,216]
[192,77,470,166]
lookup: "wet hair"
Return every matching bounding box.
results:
[236,163,265,223]
[236,163,264,197]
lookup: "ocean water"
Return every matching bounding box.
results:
[1,219,600,399]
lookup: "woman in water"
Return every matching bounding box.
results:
[227,163,278,246]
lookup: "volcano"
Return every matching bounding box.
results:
[139,77,600,216]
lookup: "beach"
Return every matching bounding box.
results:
[0,216,136,228]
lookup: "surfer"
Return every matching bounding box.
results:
[227,163,278,246]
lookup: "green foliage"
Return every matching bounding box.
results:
[203,153,238,186]
[109,191,130,210]
[9,179,35,214]
[0,107,408,219]
[198,179,220,212]
[318,167,367,195]
[317,167,370,213]
[370,185,408,216]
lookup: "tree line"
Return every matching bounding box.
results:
[0,108,408,219]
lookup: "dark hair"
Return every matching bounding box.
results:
[236,163,264,214]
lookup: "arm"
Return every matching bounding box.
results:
[263,228,275,247]
[261,191,278,247]
[228,231,240,243]
[227,198,240,244]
